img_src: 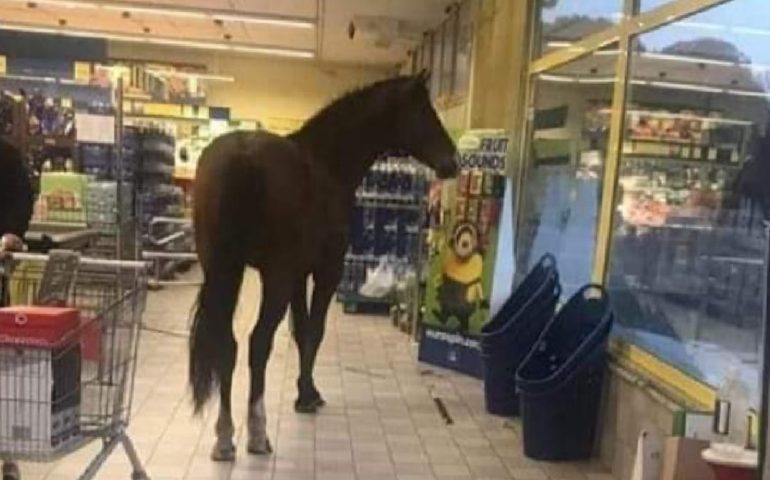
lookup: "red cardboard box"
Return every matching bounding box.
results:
[0,306,80,347]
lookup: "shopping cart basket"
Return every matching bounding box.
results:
[0,251,150,480]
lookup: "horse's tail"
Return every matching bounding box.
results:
[189,148,249,414]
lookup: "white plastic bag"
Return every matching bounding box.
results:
[359,258,395,298]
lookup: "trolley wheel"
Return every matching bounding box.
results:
[1,461,20,480]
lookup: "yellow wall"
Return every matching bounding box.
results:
[108,43,393,132]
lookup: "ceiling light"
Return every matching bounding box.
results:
[0,0,316,28]
[231,45,314,58]
[212,13,314,29]
[147,37,227,50]
[648,80,722,93]
[539,74,575,83]
[577,77,616,84]
[546,40,572,49]
[640,52,735,67]
[0,22,315,58]
[101,4,206,19]
[3,0,97,6]
[726,89,770,99]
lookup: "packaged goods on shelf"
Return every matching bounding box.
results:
[339,155,431,304]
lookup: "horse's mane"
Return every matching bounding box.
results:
[296,76,414,134]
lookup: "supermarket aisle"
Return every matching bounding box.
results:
[25,268,614,480]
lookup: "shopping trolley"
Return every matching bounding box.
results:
[0,251,150,480]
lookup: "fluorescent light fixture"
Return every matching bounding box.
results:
[539,74,575,83]
[594,49,621,56]
[1,0,97,6]
[577,77,616,84]
[146,69,235,83]
[640,52,734,67]
[231,45,314,58]
[0,0,316,28]
[546,40,572,48]
[649,80,722,93]
[726,89,770,99]
[102,4,206,19]
[212,13,314,29]
[0,22,316,58]
[147,37,228,50]
[36,0,98,7]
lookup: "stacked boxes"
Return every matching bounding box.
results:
[0,306,82,456]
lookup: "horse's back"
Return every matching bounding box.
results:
[194,130,309,268]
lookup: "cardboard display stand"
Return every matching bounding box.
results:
[418,130,510,378]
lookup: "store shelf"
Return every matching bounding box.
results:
[355,200,424,211]
[28,134,77,149]
[624,155,743,168]
[125,114,210,124]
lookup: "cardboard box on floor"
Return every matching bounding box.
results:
[661,437,715,480]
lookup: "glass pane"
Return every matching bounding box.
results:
[421,34,432,73]
[430,30,442,100]
[454,0,473,97]
[441,15,457,97]
[539,0,622,55]
[608,0,770,414]
[640,0,671,12]
[515,46,617,297]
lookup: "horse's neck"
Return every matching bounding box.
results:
[291,124,387,194]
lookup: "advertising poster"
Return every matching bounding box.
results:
[419,130,509,378]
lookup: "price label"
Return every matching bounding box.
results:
[74,62,91,82]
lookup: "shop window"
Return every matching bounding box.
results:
[441,14,457,98]
[607,0,770,408]
[515,47,617,297]
[410,48,419,75]
[538,0,622,56]
[420,33,432,73]
[640,0,672,12]
[430,30,442,101]
[454,0,473,98]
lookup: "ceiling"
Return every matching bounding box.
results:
[0,0,454,66]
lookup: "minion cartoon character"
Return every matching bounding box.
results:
[433,222,488,333]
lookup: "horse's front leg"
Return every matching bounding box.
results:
[295,257,344,413]
[247,267,293,454]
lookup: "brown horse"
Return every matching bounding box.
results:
[189,73,458,460]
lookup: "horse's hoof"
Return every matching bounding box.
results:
[247,438,273,455]
[294,396,326,414]
[211,441,236,462]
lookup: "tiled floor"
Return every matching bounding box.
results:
[16,268,616,480]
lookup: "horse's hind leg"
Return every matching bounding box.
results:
[294,265,342,413]
[290,277,322,412]
[211,349,237,461]
[247,270,292,455]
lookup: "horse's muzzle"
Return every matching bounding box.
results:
[437,157,460,179]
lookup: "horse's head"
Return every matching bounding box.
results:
[392,72,459,179]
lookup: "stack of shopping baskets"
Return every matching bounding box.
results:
[481,254,614,461]
[0,250,150,480]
